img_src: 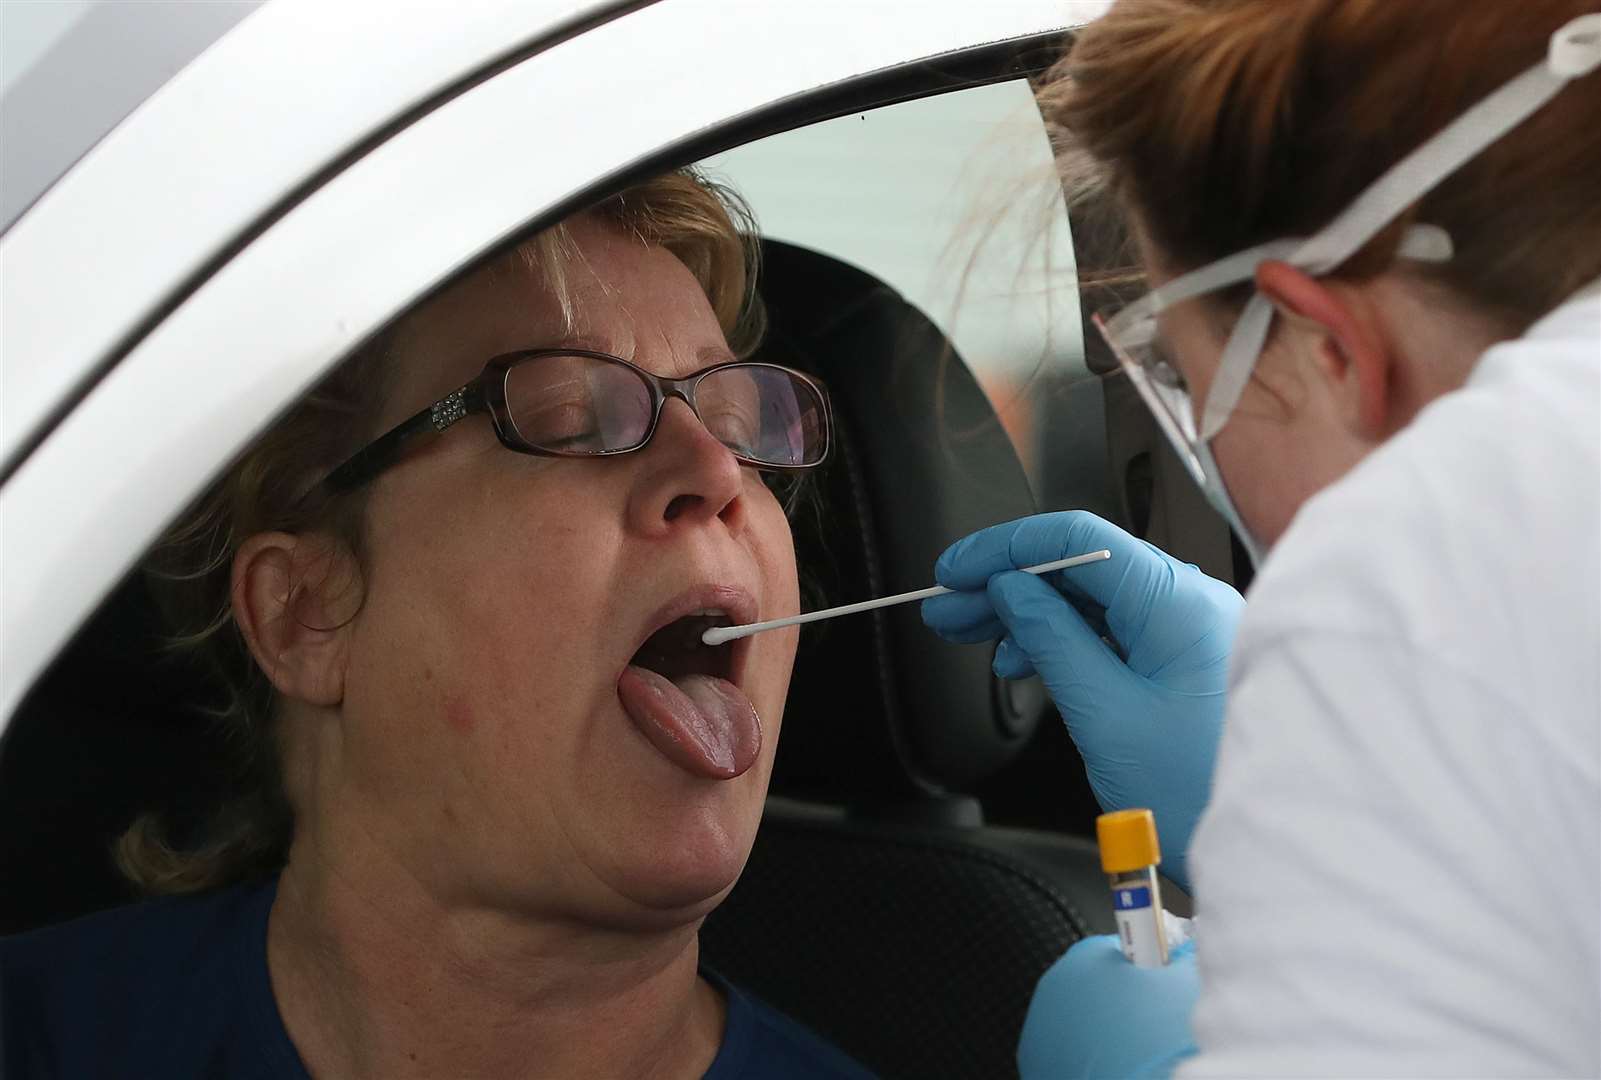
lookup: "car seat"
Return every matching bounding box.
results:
[699,241,1130,1080]
[0,239,1133,1080]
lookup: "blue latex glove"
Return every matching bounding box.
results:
[921,512,1243,891]
[1019,935,1200,1079]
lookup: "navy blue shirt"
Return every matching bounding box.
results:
[1,879,873,1079]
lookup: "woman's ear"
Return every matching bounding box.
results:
[1255,260,1395,440]
[231,532,362,707]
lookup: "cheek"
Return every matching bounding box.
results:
[750,480,800,609]
[1163,320,1224,424]
[1162,316,1309,543]
[746,482,801,718]
[357,472,623,742]
[1206,384,1329,549]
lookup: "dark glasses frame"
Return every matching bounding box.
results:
[320,348,833,494]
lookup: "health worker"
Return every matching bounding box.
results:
[922,2,1601,1076]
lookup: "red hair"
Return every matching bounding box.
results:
[1039,0,1601,329]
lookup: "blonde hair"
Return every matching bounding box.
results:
[121,169,764,894]
[1038,0,1601,329]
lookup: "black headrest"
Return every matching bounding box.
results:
[757,240,1044,806]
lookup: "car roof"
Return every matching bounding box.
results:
[1,1,264,235]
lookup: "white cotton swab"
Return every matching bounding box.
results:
[700,549,1112,646]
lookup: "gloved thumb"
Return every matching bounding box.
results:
[987,571,1137,717]
[993,636,1038,680]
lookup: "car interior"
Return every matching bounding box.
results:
[0,60,1247,1080]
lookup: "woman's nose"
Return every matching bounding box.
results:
[627,398,746,534]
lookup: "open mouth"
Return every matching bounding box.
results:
[617,605,761,780]
[630,611,736,683]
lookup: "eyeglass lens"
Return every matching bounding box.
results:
[1093,312,1207,487]
[502,354,825,466]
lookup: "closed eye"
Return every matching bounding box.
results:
[520,402,601,449]
[700,403,761,452]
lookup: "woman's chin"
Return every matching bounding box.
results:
[606,813,755,919]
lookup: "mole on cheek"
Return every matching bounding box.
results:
[443,695,475,734]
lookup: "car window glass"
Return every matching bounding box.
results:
[701,78,1095,504]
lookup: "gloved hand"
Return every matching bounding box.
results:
[921,511,1242,891]
[1018,935,1200,1080]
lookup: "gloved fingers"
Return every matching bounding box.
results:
[934,512,1178,644]
[1078,601,1111,641]
[1005,516,1182,649]
[933,515,1048,590]
[935,511,1140,592]
[1020,933,1201,1080]
[1050,932,1199,986]
[1025,523,1243,672]
[992,636,1038,679]
[1054,934,1127,975]
[1001,511,1148,578]
[920,590,1004,644]
[987,571,1135,710]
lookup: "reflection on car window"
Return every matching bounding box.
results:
[701,79,1089,501]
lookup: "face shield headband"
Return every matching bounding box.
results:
[1099,13,1601,566]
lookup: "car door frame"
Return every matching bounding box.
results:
[1,1,1109,728]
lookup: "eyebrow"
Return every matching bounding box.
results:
[530,339,737,371]
[543,335,620,355]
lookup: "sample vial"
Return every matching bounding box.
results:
[1097,808,1169,968]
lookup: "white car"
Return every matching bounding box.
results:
[1,5,1229,1076]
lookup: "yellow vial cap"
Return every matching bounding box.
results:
[1097,808,1162,873]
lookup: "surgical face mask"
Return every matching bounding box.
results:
[1092,13,1601,569]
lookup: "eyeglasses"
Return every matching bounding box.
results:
[1092,309,1209,490]
[321,348,832,493]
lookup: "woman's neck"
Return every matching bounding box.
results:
[265,850,726,1080]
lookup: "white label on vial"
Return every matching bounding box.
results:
[1113,884,1166,967]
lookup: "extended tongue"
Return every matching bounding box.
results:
[617,667,762,779]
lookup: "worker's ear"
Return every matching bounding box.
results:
[1255,261,1395,441]
[230,532,363,707]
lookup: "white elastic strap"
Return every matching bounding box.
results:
[1119,226,1453,338]
[1200,295,1275,439]
[1125,241,1304,331]
[1195,226,1454,438]
[1197,13,1601,439]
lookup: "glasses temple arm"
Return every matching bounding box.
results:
[321,381,482,494]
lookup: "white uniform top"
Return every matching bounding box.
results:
[1181,286,1601,1078]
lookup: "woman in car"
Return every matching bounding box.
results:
[924,0,1599,1075]
[1,169,871,1079]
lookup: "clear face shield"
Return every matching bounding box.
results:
[1093,13,1601,568]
